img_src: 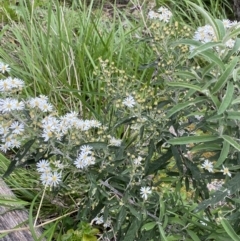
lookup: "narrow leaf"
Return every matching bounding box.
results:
[199,51,225,70]
[212,57,238,94]
[166,97,205,118]
[189,42,223,59]
[215,141,230,167]
[168,135,218,145]
[186,230,201,241]
[217,81,234,114]
[220,218,240,241]
[166,82,202,92]
[222,135,240,152]
[141,222,156,232]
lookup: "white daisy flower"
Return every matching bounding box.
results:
[0,62,10,73]
[123,95,136,108]
[48,171,61,187]
[109,137,122,146]
[140,186,152,200]
[201,159,214,172]
[221,165,231,177]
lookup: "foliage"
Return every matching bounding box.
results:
[0,0,240,240]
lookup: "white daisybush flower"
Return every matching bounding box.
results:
[222,19,232,29]
[0,143,9,153]
[157,7,172,23]
[140,186,152,200]
[74,147,95,169]
[40,173,51,186]
[89,119,101,128]
[225,38,235,48]
[80,145,93,154]
[2,77,24,91]
[0,98,24,113]
[48,171,61,187]
[41,130,53,142]
[0,62,10,73]
[134,156,143,165]
[74,156,86,169]
[148,10,159,19]
[103,219,112,228]
[0,125,10,137]
[10,121,24,135]
[201,159,214,173]
[221,165,231,177]
[0,79,12,92]
[10,138,21,148]
[36,159,51,173]
[123,95,136,108]
[92,216,104,225]
[29,95,53,112]
[193,25,215,43]
[109,136,122,147]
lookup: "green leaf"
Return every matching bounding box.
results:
[116,206,127,231]
[191,143,221,152]
[122,218,141,241]
[144,139,155,174]
[166,97,205,118]
[168,135,218,145]
[159,197,165,222]
[166,82,202,92]
[173,71,201,81]
[220,218,240,241]
[186,230,201,241]
[215,141,230,167]
[126,204,141,220]
[157,223,168,241]
[113,116,138,129]
[171,39,201,48]
[217,81,234,114]
[211,57,238,94]
[196,51,225,70]
[189,42,223,59]
[146,149,172,175]
[227,111,240,120]
[3,139,36,178]
[141,222,156,231]
[231,97,240,105]
[222,135,240,152]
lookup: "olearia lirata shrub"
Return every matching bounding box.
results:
[2,4,240,240]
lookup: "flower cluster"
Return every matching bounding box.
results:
[0,77,24,92]
[74,145,96,169]
[36,159,62,187]
[148,7,172,23]
[192,19,240,51]
[201,160,231,177]
[91,215,112,228]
